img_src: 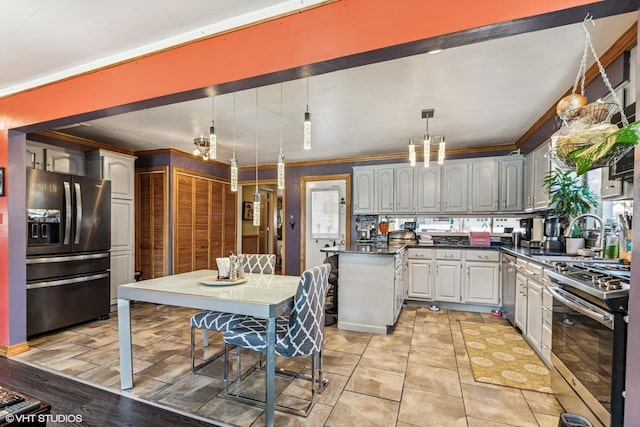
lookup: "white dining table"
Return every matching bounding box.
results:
[117,269,300,427]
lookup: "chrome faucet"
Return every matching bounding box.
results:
[564,213,604,252]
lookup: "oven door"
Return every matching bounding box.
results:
[548,286,614,426]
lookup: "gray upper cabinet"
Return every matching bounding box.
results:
[26,141,84,175]
[470,160,499,212]
[524,144,551,211]
[500,157,524,212]
[394,166,415,213]
[442,162,468,212]
[416,166,441,213]
[533,144,551,210]
[353,155,525,215]
[376,167,395,214]
[353,168,376,214]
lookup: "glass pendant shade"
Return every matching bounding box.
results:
[230,156,238,192]
[423,135,431,167]
[277,152,285,189]
[209,123,217,159]
[408,140,416,167]
[438,137,446,165]
[303,111,311,150]
[252,192,261,226]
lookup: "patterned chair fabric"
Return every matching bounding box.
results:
[191,311,248,332]
[224,263,331,356]
[243,254,276,274]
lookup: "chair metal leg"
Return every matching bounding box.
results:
[192,327,226,373]
[223,351,323,417]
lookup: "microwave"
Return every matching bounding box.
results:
[609,147,634,181]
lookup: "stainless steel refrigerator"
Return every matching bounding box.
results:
[26,168,111,337]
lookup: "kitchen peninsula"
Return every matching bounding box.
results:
[334,244,406,334]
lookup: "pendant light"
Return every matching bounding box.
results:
[253,88,261,227]
[408,139,416,166]
[303,78,311,150]
[438,136,446,165]
[423,110,432,168]
[277,83,285,189]
[230,93,238,192]
[209,96,217,160]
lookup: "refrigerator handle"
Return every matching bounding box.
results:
[63,181,72,244]
[74,182,82,244]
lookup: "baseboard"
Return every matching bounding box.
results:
[0,342,30,357]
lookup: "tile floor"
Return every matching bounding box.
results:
[12,303,564,426]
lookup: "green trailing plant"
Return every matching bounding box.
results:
[542,169,598,224]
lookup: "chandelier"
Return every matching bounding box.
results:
[193,136,214,160]
[409,109,445,166]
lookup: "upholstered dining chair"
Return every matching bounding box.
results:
[190,254,277,373]
[222,263,331,417]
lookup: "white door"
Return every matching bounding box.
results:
[304,179,347,270]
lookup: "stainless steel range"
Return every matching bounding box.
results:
[546,262,629,427]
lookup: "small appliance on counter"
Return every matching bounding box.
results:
[387,229,417,246]
[519,217,544,248]
[543,216,564,252]
[355,215,377,243]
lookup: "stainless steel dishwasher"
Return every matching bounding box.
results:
[501,253,517,325]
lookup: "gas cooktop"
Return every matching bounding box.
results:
[547,262,630,301]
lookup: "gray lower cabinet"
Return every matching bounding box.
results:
[464,250,500,305]
[407,248,434,300]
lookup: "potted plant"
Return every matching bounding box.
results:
[542,169,598,254]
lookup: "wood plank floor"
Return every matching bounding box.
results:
[0,356,213,426]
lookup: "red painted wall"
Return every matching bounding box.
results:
[0,0,597,346]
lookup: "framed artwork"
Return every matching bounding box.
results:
[242,201,253,220]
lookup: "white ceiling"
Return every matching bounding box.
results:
[3,3,637,167]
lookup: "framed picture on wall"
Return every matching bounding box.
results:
[242,201,253,220]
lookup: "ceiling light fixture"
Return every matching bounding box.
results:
[230,93,238,192]
[277,83,285,190]
[209,96,217,160]
[253,88,261,227]
[303,78,311,150]
[409,109,444,167]
[193,135,211,160]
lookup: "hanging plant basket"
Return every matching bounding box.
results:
[546,15,638,175]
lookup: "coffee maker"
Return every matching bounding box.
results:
[543,216,564,252]
[519,218,533,241]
